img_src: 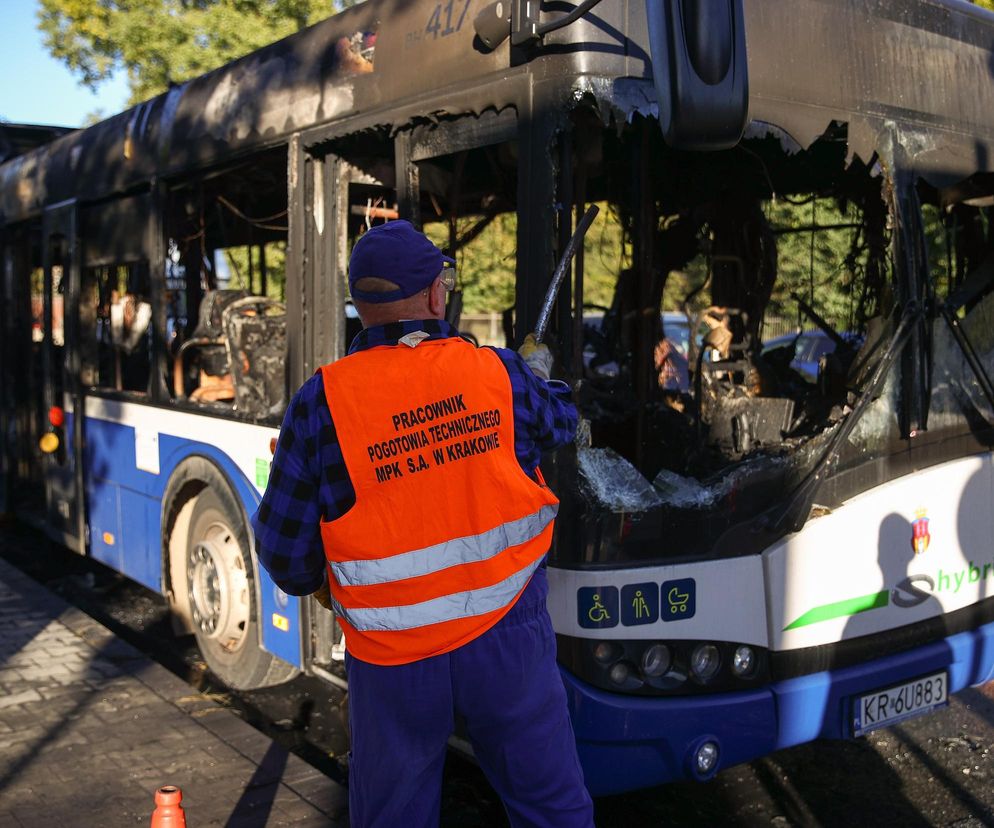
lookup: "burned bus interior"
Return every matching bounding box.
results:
[14,17,988,575]
[165,146,289,421]
[544,109,994,570]
[20,90,989,578]
[200,99,994,577]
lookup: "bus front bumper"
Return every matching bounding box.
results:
[563,619,994,796]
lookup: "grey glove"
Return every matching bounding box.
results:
[518,333,553,380]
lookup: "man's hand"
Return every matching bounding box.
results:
[312,577,334,611]
[518,333,553,381]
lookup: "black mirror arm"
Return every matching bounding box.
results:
[476,0,607,51]
[533,0,607,38]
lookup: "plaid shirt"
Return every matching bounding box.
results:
[251,319,577,596]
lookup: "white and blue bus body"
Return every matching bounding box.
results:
[79,399,302,669]
[3,0,994,797]
[551,453,994,792]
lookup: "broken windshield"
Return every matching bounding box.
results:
[547,116,910,566]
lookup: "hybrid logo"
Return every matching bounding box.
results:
[891,574,935,608]
[786,558,994,630]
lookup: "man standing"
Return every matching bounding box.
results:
[252,220,594,827]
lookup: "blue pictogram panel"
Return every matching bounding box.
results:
[661,578,696,621]
[621,582,659,626]
[577,586,619,629]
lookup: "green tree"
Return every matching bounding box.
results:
[37,0,357,105]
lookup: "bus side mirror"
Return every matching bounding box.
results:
[647,0,749,151]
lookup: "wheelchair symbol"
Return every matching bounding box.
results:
[667,586,690,614]
[588,594,611,623]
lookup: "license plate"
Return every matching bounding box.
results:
[852,670,948,737]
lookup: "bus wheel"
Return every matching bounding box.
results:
[185,486,297,690]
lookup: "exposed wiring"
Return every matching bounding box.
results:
[216,195,288,231]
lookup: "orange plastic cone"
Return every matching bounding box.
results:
[150,786,186,828]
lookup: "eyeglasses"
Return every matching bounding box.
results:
[439,262,456,292]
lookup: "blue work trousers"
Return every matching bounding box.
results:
[345,572,594,828]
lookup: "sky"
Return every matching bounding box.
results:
[0,1,131,128]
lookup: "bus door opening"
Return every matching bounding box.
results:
[1,223,45,515]
[301,113,522,682]
[40,202,84,550]
[402,109,520,349]
[300,129,399,679]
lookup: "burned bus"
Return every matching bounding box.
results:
[2,0,994,796]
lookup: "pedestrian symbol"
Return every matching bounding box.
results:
[621,582,659,626]
[577,586,618,629]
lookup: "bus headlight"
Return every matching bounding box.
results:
[640,644,672,678]
[695,740,719,776]
[690,643,720,683]
[593,641,619,664]
[565,636,768,696]
[732,645,756,678]
[609,660,633,685]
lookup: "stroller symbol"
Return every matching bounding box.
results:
[661,579,695,622]
[667,586,690,614]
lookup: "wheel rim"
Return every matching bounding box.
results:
[188,517,250,652]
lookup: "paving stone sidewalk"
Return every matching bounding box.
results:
[0,556,347,827]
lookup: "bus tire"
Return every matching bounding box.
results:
[185,485,297,690]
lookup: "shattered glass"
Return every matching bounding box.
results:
[577,447,663,512]
[929,291,994,430]
[652,455,791,510]
[846,371,900,455]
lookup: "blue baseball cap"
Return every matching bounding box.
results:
[348,220,455,303]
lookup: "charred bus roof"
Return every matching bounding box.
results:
[2,0,994,225]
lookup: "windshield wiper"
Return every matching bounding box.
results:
[768,302,920,534]
[938,252,994,416]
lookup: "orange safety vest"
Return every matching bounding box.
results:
[319,336,560,666]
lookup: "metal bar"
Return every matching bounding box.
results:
[308,662,349,691]
[285,134,307,391]
[259,242,268,298]
[534,204,599,343]
[556,132,573,367]
[395,132,421,227]
[772,222,863,235]
[571,164,588,382]
[515,83,556,346]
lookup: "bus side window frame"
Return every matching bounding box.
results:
[79,192,156,401]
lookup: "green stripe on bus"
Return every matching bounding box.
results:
[784,590,890,631]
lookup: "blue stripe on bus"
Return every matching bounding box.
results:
[562,617,994,796]
[82,416,302,669]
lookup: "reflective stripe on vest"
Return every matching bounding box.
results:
[319,336,561,665]
[330,558,543,632]
[330,503,558,587]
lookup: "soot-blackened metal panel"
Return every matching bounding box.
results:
[4,0,994,226]
[0,0,516,226]
[740,0,994,186]
[79,193,151,268]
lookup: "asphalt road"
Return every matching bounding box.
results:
[2,522,992,827]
